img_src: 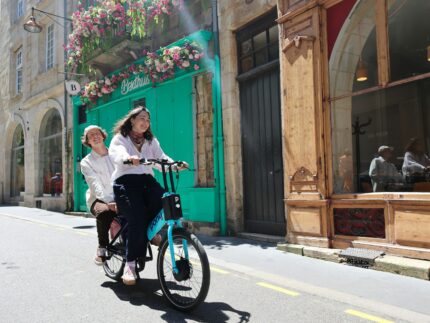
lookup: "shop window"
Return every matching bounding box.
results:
[11,125,25,197]
[329,0,378,98]
[78,105,87,124]
[388,0,430,82]
[194,72,214,187]
[237,9,278,74]
[133,98,146,109]
[330,0,430,194]
[39,109,63,196]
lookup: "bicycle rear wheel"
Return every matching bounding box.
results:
[103,236,125,281]
[157,228,210,311]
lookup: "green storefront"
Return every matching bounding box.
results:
[72,31,226,233]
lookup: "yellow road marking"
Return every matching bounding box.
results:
[345,309,394,323]
[76,231,90,236]
[257,282,300,297]
[210,267,229,274]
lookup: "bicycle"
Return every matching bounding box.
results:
[102,159,211,311]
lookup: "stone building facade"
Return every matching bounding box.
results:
[0,0,77,211]
[218,0,283,235]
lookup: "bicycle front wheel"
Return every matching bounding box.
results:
[157,228,210,311]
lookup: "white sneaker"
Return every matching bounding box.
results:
[122,263,137,285]
[94,247,107,266]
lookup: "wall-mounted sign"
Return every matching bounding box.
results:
[121,75,151,95]
[65,80,81,95]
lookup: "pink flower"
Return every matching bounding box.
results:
[194,64,200,70]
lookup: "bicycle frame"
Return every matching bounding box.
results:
[147,160,189,275]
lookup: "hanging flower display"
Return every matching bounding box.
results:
[66,0,183,74]
[80,41,204,106]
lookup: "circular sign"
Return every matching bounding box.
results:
[65,80,81,95]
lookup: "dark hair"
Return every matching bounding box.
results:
[113,106,154,141]
[405,137,420,153]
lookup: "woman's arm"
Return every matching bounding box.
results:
[80,158,111,203]
[109,135,131,165]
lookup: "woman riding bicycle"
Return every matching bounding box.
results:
[109,106,187,285]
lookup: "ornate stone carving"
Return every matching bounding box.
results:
[282,34,315,52]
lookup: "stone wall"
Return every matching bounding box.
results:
[218,0,277,233]
[0,0,77,211]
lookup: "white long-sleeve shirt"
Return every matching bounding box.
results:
[80,150,115,210]
[109,134,172,181]
[402,151,430,176]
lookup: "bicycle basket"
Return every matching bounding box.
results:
[162,193,183,220]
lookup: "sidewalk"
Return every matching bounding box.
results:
[277,242,430,281]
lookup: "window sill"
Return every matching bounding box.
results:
[332,192,430,201]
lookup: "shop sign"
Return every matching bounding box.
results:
[121,75,151,95]
[65,80,81,95]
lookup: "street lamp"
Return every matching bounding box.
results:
[23,7,72,33]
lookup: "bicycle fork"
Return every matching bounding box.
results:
[166,220,189,274]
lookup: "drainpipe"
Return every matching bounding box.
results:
[63,0,70,211]
[211,0,227,235]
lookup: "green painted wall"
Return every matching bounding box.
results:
[73,31,222,223]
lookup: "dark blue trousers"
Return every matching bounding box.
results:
[113,174,165,262]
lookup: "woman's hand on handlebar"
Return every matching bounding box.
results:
[176,161,189,171]
[126,155,141,166]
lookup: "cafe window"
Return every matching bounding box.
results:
[329,0,430,194]
[39,109,63,196]
[11,125,25,197]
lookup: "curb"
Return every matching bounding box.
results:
[277,243,430,281]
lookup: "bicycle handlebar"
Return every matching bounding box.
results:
[123,158,186,168]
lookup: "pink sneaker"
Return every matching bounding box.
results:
[94,247,106,266]
[122,263,137,285]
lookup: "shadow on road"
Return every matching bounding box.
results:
[199,235,275,251]
[101,279,251,322]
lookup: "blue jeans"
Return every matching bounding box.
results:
[113,174,165,262]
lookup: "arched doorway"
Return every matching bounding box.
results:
[11,125,25,198]
[39,109,63,196]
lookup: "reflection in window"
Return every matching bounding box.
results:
[329,0,377,98]
[330,0,430,194]
[39,109,63,196]
[332,79,430,193]
[11,125,25,197]
[388,0,430,82]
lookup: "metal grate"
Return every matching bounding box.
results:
[339,248,385,268]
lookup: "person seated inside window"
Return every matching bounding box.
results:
[402,138,430,184]
[369,145,403,192]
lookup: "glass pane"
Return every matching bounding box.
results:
[240,56,254,73]
[269,25,279,43]
[240,39,252,57]
[269,44,279,61]
[253,31,267,51]
[388,0,430,82]
[329,0,378,98]
[332,78,430,194]
[255,49,268,67]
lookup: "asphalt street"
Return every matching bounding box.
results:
[1,206,430,323]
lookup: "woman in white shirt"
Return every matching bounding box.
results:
[402,138,430,184]
[80,125,116,265]
[109,106,187,285]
